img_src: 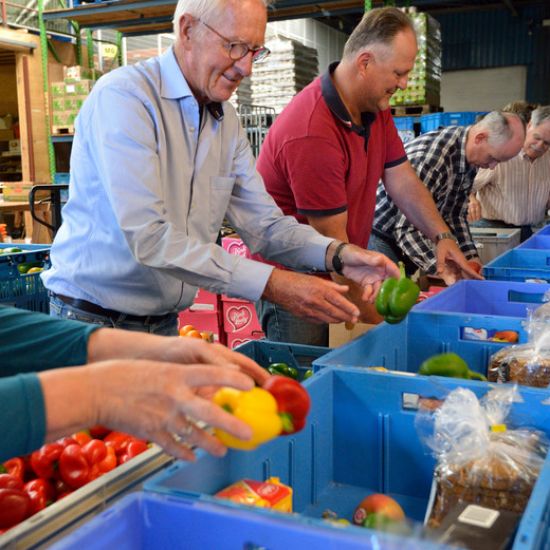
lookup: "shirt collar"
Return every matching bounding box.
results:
[159,47,224,121]
[321,62,375,134]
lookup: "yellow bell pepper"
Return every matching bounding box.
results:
[213,387,283,450]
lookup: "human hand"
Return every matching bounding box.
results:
[435,240,484,285]
[338,245,400,302]
[467,195,482,222]
[88,330,269,386]
[41,360,259,461]
[262,269,360,324]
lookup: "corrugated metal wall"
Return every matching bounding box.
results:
[435,5,550,104]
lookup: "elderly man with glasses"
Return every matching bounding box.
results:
[43,0,399,336]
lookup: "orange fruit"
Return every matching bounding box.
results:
[179,324,196,336]
[200,331,212,342]
[185,329,202,339]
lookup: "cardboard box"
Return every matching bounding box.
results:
[52,111,77,128]
[50,81,66,97]
[222,300,263,334]
[226,330,264,350]
[221,236,251,258]
[178,310,222,343]
[65,79,94,96]
[63,65,97,82]
[1,182,34,202]
[190,289,220,312]
[328,322,375,348]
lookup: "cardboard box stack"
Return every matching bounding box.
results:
[50,66,98,133]
[250,37,318,113]
[390,9,441,107]
[177,236,265,349]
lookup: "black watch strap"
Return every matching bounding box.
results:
[331,242,348,275]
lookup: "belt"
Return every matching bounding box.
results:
[52,293,172,324]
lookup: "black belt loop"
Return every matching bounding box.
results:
[51,293,171,324]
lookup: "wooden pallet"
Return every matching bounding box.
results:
[390,104,442,116]
[52,125,75,135]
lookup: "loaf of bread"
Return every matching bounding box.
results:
[487,344,550,387]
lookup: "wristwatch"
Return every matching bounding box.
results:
[331,242,348,275]
[434,232,458,245]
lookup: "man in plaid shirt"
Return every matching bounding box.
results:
[370,112,525,281]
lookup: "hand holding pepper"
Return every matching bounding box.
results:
[375,262,420,324]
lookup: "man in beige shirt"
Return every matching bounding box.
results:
[469,105,550,241]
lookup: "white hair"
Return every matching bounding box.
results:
[475,111,523,147]
[531,106,550,128]
[172,0,272,35]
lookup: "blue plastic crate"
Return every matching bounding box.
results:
[420,113,445,133]
[392,116,415,131]
[518,235,550,250]
[235,339,330,380]
[312,317,512,378]
[483,249,550,282]
[0,243,51,312]
[420,112,482,134]
[534,225,550,236]
[50,492,400,550]
[144,369,550,549]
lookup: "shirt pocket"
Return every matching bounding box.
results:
[209,176,235,235]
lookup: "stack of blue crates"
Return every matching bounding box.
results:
[420,111,486,134]
[483,249,550,282]
[0,243,51,312]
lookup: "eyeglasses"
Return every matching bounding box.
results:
[199,19,270,64]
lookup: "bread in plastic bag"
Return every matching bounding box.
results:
[488,296,550,387]
[416,385,548,527]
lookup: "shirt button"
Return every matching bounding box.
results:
[189,127,195,132]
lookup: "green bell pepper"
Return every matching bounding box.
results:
[267,362,299,380]
[375,262,420,324]
[303,369,313,380]
[418,352,487,381]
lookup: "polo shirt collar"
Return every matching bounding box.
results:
[159,47,224,121]
[321,62,375,134]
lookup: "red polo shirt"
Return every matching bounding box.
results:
[257,63,407,249]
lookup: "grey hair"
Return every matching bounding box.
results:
[475,111,524,146]
[342,7,415,60]
[172,0,272,35]
[531,106,550,128]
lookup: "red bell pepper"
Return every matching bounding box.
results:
[263,376,311,435]
[71,431,92,446]
[24,478,55,515]
[0,473,24,491]
[2,458,25,481]
[56,436,78,449]
[104,431,134,455]
[89,446,117,480]
[54,479,74,500]
[58,444,90,489]
[0,488,31,529]
[118,440,149,464]
[30,442,63,479]
[89,425,111,439]
[81,439,107,465]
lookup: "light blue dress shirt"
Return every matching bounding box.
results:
[43,48,331,316]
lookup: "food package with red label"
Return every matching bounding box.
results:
[214,477,292,512]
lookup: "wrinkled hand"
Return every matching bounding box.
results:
[435,240,484,285]
[140,337,269,387]
[339,245,400,302]
[468,195,482,222]
[263,269,360,324]
[88,360,258,461]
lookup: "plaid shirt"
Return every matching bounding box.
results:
[373,126,479,273]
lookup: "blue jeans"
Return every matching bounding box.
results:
[49,294,179,336]
[256,300,329,347]
[469,218,533,243]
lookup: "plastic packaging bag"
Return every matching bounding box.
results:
[417,385,547,527]
[488,297,550,387]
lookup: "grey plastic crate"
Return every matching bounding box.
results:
[471,227,521,264]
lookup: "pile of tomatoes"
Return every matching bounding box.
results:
[0,426,149,532]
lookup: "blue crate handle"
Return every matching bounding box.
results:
[508,290,546,304]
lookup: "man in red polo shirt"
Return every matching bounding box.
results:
[257,7,481,346]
